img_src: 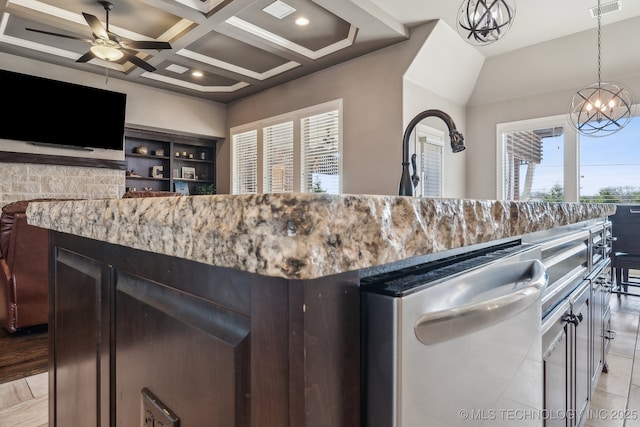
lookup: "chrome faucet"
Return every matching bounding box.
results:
[399,109,466,196]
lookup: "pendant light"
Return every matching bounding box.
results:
[569,0,634,137]
[456,0,516,46]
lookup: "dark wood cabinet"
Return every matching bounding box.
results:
[124,128,220,195]
[48,232,361,427]
[49,249,111,427]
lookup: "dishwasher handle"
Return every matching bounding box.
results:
[414,259,547,345]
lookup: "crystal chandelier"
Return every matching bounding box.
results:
[569,0,634,137]
[456,0,516,46]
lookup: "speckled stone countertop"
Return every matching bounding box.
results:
[26,194,615,280]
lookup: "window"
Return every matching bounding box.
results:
[230,100,342,195]
[413,124,444,198]
[231,130,258,194]
[263,122,294,193]
[498,116,567,201]
[301,111,340,194]
[579,115,640,203]
[498,114,640,203]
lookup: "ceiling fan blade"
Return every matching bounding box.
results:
[25,27,92,43]
[121,50,156,72]
[122,40,172,50]
[82,12,109,40]
[76,50,96,63]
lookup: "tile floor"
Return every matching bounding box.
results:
[0,296,638,427]
[584,294,640,427]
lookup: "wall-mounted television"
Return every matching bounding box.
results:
[0,69,126,151]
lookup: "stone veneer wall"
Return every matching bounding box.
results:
[0,162,125,208]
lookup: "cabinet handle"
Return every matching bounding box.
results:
[562,313,577,326]
[414,259,547,345]
[562,313,583,326]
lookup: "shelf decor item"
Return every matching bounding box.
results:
[154,149,164,156]
[194,184,215,195]
[151,165,164,178]
[174,181,189,195]
[181,167,196,180]
[134,146,149,155]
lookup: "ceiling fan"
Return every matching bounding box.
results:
[26,1,171,72]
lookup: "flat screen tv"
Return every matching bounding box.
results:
[0,69,126,151]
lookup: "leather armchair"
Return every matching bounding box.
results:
[0,199,51,332]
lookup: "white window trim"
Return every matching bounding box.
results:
[496,114,578,202]
[230,99,343,194]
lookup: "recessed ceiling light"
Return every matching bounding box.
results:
[192,70,203,77]
[295,17,309,26]
[166,64,189,74]
[263,1,296,19]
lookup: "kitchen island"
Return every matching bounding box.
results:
[27,194,615,427]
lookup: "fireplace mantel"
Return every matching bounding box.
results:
[0,151,127,170]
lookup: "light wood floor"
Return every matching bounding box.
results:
[1,296,638,427]
[0,372,47,427]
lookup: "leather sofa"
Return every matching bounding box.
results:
[0,193,181,333]
[0,199,52,333]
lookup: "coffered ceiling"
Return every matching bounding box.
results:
[3,0,640,104]
[0,0,408,102]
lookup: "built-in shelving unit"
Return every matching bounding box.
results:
[124,127,220,195]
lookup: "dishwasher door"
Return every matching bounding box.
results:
[363,250,547,427]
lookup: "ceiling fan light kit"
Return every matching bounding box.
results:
[456,0,516,46]
[569,0,635,137]
[90,41,123,61]
[25,1,171,72]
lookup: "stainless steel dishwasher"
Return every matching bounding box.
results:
[362,241,547,427]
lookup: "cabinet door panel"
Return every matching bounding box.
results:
[114,270,250,427]
[53,249,110,427]
[573,295,590,424]
[544,326,569,427]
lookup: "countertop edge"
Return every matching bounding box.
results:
[26,194,616,279]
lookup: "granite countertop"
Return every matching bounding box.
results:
[26,194,615,280]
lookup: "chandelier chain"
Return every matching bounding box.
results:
[597,0,601,85]
[569,0,634,137]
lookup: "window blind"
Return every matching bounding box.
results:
[263,122,294,193]
[420,138,443,197]
[232,130,258,194]
[301,110,340,194]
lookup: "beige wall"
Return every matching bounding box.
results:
[466,16,640,200]
[7,15,640,201]
[224,22,442,196]
[402,80,468,198]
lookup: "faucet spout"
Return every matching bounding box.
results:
[399,109,466,196]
